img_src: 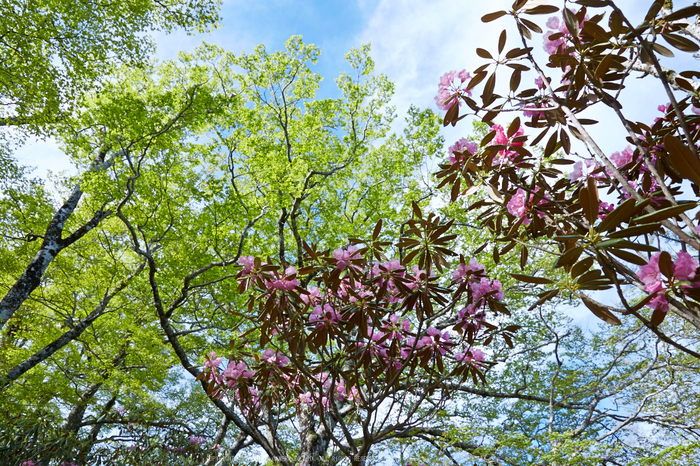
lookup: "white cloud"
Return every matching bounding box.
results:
[359,0,697,154]
[359,0,502,123]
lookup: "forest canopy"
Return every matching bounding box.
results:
[2,1,700,466]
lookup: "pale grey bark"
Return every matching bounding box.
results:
[61,381,105,433]
[204,415,230,466]
[0,152,113,330]
[0,261,143,388]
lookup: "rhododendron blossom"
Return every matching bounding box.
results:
[507,189,546,225]
[453,258,485,282]
[447,137,478,165]
[333,245,360,271]
[455,304,485,333]
[261,348,289,367]
[266,266,299,291]
[637,253,664,294]
[204,350,222,368]
[673,252,698,282]
[569,159,598,181]
[543,13,587,55]
[309,304,341,328]
[490,124,524,165]
[434,69,472,110]
[221,360,255,388]
[610,145,635,169]
[637,252,699,312]
[420,327,453,356]
[383,313,411,340]
[455,348,486,367]
[238,255,256,274]
[471,277,504,303]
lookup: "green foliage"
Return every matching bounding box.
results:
[0,0,221,133]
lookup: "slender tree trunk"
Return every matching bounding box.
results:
[1,262,143,388]
[0,152,112,330]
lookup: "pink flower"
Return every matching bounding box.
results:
[610,145,635,169]
[535,76,545,89]
[468,277,503,302]
[189,436,206,446]
[598,201,614,220]
[507,189,547,225]
[222,360,255,388]
[333,245,360,271]
[456,304,485,332]
[238,256,256,274]
[543,12,587,55]
[637,253,663,293]
[301,286,322,305]
[637,252,698,314]
[648,293,669,313]
[448,137,478,165]
[455,348,486,367]
[205,351,223,369]
[507,189,529,224]
[452,258,484,282]
[435,70,473,110]
[522,102,547,119]
[421,327,453,356]
[309,304,341,328]
[673,252,698,282]
[261,348,290,367]
[569,159,597,181]
[407,264,428,290]
[383,314,411,340]
[372,259,403,277]
[297,391,314,405]
[265,266,299,291]
[490,124,524,165]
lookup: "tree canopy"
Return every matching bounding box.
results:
[2,1,700,465]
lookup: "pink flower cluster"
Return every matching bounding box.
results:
[297,373,359,409]
[333,245,361,271]
[261,348,289,367]
[507,189,546,225]
[569,159,598,181]
[309,304,341,328]
[490,123,524,165]
[455,304,485,333]
[204,350,223,368]
[447,137,478,165]
[266,266,299,291]
[543,13,586,55]
[407,327,454,357]
[455,348,486,367]
[239,257,299,292]
[452,258,503,302]
[452,258,502,335]
[189,436,206,446]
[637,252,699,312]
[435,69,472,110]
[227,250,502,414]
